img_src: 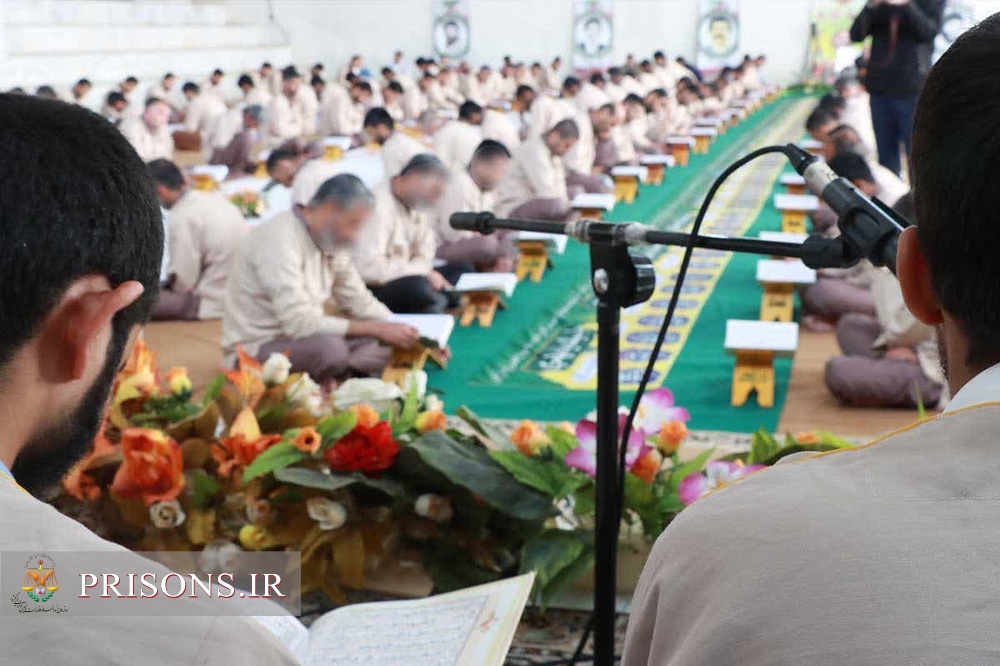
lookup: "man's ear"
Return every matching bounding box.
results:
[897,226,943,326]
[42,278,145,382]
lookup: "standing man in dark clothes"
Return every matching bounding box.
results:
[850,0,945,176]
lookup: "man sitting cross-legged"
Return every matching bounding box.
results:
[495,118,580,221]
[435,139,515,272]
[356,153,473,314]
[222,174,418,381]
[147,159,247,321]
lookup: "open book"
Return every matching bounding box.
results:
[387,313,455,349]
[516,230,569,254]
[451,272,519,298]
[254,573,535,666]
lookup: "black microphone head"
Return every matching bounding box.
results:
[449,211,496,234]
[784,143,818,176]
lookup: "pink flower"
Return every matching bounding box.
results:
[677,461,766,505]
[564,416,650,478]
[635,387,691,432]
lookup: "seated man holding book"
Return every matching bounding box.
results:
[356,154,473,314]
[495,119,579,221]
[435,139,515,272]
[222,174,419,382]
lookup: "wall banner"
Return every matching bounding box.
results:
[573,0,614,74]
[432,0,471,60]
[696,0,741,75]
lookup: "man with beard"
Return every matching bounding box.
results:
[356,153,471,314]
[0,94,295,663]
[623,17,1000,664]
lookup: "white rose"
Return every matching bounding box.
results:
[288,374,324,415]
[198,540,242,575]
[306,497,347,531]
[331,378,403,412]
[424,394,445,413]
[261,353,292,386]
[149,499,186,529]
[402,370,428,400]
[414,494,453,523]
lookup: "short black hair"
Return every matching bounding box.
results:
[163,73,175,80]
[146,159,185,191]
[399,153,449,178]
[654,50,666,59]
[182,82,199,94]
[262,61,273,69]
[266,147,299,172]
[550,118,580,140]
[563,76,581,90]
[459,100,483,121]
[623,93,645,106]
[125,76,139,84]
[386,81,404,94]
[381,67,394,77]
[806,106,837,133]
[818,93,846,113]
[76,78,92,87]
[363,107,395,130]
[826,151,873,184]
[311,75,325,87]
[212,68,224,77]
[515,84,535,99]
[106,91,126,106]
[912,14,1000,366]
[352,80,372,94]
[609,67,622,77]
[35,86,58,100]
[0,95,162,367]
[590,73,606,85]
[145,97,168,110]
[238,74,254,87]
[472,139,511,162]
[282,65,301,81]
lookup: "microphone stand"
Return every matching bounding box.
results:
[451,211,869,665]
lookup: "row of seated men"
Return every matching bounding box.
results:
[797,93,946,413]
[37,50,766,386]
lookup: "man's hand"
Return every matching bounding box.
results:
[885,346,918,362]
[373,322,421,349]
[428,270,453,292]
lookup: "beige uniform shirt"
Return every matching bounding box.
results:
[433,120,482,172]
[495,133,568,217]
[166,190,247,319]
[561,101,596,175]
[622,395,1000,665]
[381,130,426,180]
[297,86,319,136]
[403,87,429,121]
[244,86,273,108]
[527,95,568,138]
[319,86,364,137]
[209,107,245,150]
[184,94,227,135]
[872,163,909,207]
[425,80,459,112]
[626,115,655,152]
[460,74,486,105]
[435,169,496,243]
[222,211,391,355]
[481,109,521,150]
[120,118,174,162]
[355,184,437,286]
[267,93,308,146]
[0,482,297,665]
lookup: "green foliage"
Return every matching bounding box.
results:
[749,428,781,465]
[455,406,516,451]
[488,448,588,499]
[190,470,221,509]
[202,374,226,407]
[746,428,855,466]
[393,379,422,436]
[131,393,201,427]
[422,540,503,593]
[273,467,403,496]
[519,530,594,607]
[241,442,306,482]
[409,431,555,520]
[316,412,357,448]
[668,449,713,491]
[545,426,578,458]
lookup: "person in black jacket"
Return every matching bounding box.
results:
[850,0,945,176]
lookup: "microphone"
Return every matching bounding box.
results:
[785,144,908,272]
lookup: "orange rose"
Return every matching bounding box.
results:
[110,429,185,506]
[349,404,380,428]
[166,367,192,396]
[631,449,663,484]
[292,427,322,454]
[414,410,447,433]
[657,420,688,456]
[211,407,283,477]
[511,420,550,456]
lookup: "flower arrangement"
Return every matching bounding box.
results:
[58,342,854,605]
[230,190,267,219]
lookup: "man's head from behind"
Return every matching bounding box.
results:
[900,15,1000,388]
[266,147,301,187]
[146,159,187,208]
[826,151,877,198]
[303,174,374,249]
[459,100,484,125]
[806,106,838,142]
[392,153,450,209]
[363,107,395,144]
[0,95,162,493]
[469,139,511,190]
[349,80,373,105]
[823,124,864,161]
[545,119,580,156]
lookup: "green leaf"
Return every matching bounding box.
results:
[202,374,226,407]
[748,428,781,465]
[316,411,357,447]
[241,442,307,483]
[545,426,578,458]
[409,430,555,520]
[190,470,220,509]
[668,449,713,491]
[455,406,516,451]
[272,467,403,496]
[394,377,422,435]
[488,450,587,499]
[519,530,594,606]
